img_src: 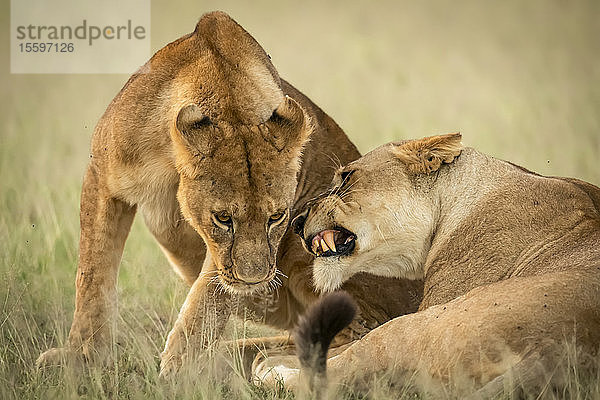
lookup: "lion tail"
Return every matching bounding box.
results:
[294,291,357,398]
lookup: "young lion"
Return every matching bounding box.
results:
[36,12,422,376]
[282,133,600,397]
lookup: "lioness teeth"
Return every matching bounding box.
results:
[344,236,353,244]
[312,241,320,254]
[323,231,337,253]
[320,238,330,252]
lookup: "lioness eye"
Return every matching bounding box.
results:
[213,212,232,227]
[340,170,355,185]
[269,211,286,224]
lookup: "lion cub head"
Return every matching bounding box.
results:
[168,12,313,293]
[293,133,462,292]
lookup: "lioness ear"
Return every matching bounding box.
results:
[393,133,463,174]
[174,104,220,157]
[262,96,313,151]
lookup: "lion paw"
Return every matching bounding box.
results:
[252,353,300,388]
[36,347,79,369]
[158,353,184,380]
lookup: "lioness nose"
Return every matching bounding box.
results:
[292,210,308,236]
[235,264,271,284]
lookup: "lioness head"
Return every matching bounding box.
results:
[293,133,462,292]
[169,12,313,293]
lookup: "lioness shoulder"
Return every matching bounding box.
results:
[287,133,600,397]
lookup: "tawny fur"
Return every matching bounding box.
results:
[36,12,423,376]
[270,133,600,397]
[393,132,462,174]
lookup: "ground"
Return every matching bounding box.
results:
[1,0,599,398]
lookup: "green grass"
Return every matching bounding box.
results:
[1,0,600,398]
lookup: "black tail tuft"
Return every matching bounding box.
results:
[294,291,357,380]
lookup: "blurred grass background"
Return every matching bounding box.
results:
[1,0,599,398]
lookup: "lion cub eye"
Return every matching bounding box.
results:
[213,211,233,228]
[268,211,286,225]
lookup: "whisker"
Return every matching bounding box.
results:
[319,151,343,171]
[275,269,288,279]
[376,223,389,245]
[198,269,219,278]
[338,176,363,199]
[207,276,220,287]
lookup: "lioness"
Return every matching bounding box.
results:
[277,133,600,397]
[36,12,422,376]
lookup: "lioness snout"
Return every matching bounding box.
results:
[234,263,273,284]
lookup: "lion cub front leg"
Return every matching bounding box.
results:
[160,257,232,378]
[37,164,136,366]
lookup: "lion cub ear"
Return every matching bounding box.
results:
[393,133,463,174]
[262,96,313,152]
[174,104,221,158]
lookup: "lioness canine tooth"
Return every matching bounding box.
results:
[312,236,320,253]
[312,241,319,253]
[323,231,337,252]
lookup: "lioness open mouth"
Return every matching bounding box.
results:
[309,228,356,257]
